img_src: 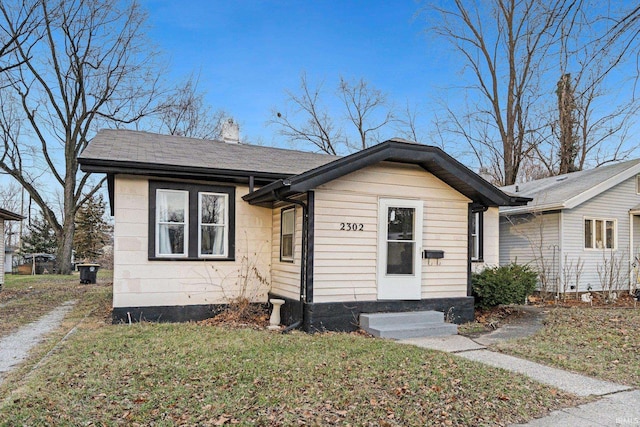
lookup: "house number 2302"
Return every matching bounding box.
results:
[340,222,364,231]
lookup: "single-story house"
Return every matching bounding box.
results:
[500,159,640,294]
[0,208,24,288]
[78,129,528,332]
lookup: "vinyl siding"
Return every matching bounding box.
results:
[0,220,4,285]
[500,175,640,293]
[500,212,561,290]
[561,176,640,291]
[112,175,272,308]
[312,162,471,303]
[271,203,305,300]
[633,216,640,289]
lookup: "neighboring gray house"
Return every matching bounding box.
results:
[500,159,640,294]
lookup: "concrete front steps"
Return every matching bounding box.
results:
[360,310,458,339]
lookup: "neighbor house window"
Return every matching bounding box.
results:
[470,211,483,261]
[280,207,295,262]
[636,175,640,194]
[584,218,616,249]
[149,181,235,260]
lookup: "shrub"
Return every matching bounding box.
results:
[472,263,538,309]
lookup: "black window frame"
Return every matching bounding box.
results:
[149,180,235,261]
[280,206,295,262]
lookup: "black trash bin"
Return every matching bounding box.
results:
[78,263,100,284]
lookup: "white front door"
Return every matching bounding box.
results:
[377,198,423,300]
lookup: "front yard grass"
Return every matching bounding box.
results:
[495,307,640,387]
[0,270,112,338]
[0,323,583,426]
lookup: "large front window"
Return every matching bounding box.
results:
[156,189,188,256]
[199,193,228,257]
[150,181,235,260]
[584,218,616,249]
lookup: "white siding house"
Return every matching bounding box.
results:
[79,130,528,331]
[500,159,640,294]
[0,208,24,288]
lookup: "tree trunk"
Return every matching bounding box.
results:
[56,219,75,275]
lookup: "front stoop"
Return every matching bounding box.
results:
[360,311,458,339]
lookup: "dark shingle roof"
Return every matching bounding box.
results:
[79,129,338,178]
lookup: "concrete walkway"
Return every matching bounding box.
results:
[0,300,76,386]
[399,331,639,426]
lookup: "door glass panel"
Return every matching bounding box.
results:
[386,206,416,275]
[387,207,414,240]
[387,242,414,275]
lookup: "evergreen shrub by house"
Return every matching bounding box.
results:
[472,263,537,309]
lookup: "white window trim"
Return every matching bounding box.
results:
[584,217,617,250]
[155,189,189,258]
[636,175,640,194]
[280,207,295,262]
[198,192,229,258]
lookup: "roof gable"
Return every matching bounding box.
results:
[501,159,640,214]
[243,139,530,208]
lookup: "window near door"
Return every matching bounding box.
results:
[280,207,295,262]
[584,218,616,249]
[470,211,484,261]
[149,181,235,260]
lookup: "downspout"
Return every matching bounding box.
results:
[272,189,308,333]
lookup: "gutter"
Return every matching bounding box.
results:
[272,189,309,333]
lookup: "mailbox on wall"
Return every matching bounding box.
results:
[423,250,444,259]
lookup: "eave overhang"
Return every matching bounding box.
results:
[78,158,293,185]
[0,207,24,221]
[243,140,532,208]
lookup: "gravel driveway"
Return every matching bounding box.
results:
[0,300,76,386]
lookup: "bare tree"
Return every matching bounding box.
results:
[272,73,395,154]
[0,0,40,75]
[0,182,22,247]
[157,74,227,140]
[338,77,394,151]
[0,0,163,274]
[533,4,640,176]
[556,73,579,174]
[429,0,577,185]
[271,73,342,155]
[395,101,422,143]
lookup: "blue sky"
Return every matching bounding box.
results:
[144,0,449,147]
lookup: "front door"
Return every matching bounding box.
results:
[377,198,423,300]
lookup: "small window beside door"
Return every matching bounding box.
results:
[280,208,295,262]
[470,211,484,262]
